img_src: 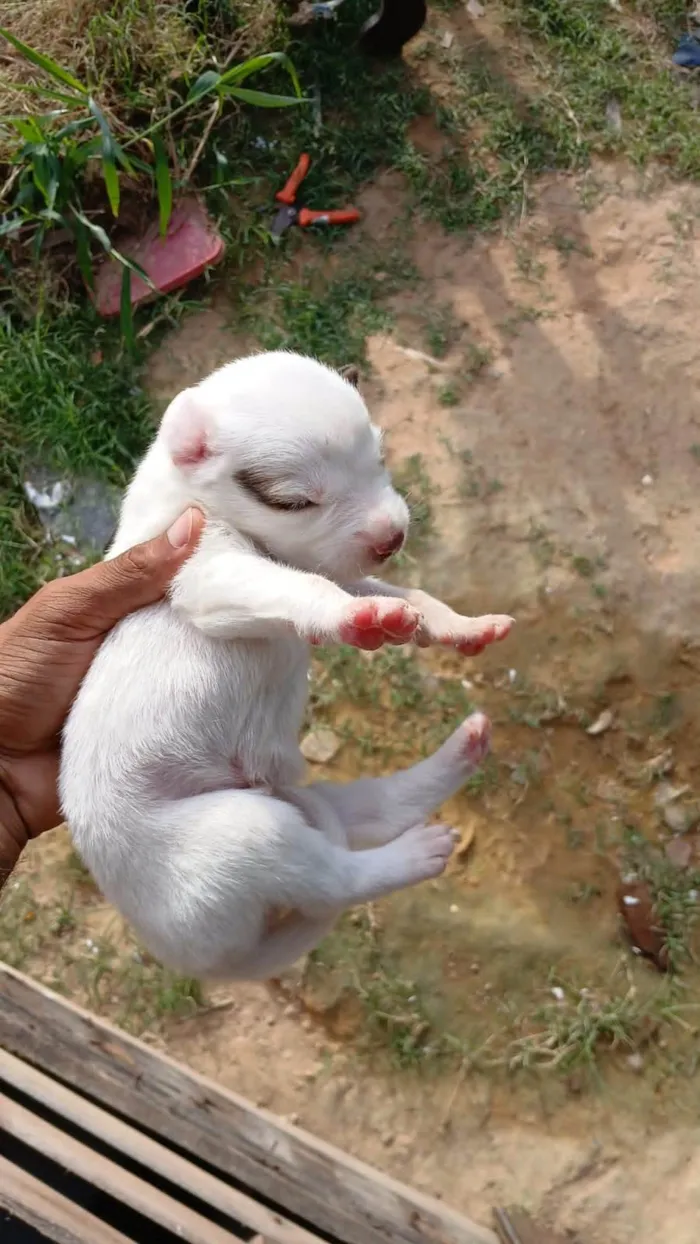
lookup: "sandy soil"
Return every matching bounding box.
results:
[97,161,700,1244]
[10,24,700,1243]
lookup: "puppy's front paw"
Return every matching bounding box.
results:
[336,599,420,650]
[418,611,513,656]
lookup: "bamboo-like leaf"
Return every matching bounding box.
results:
[220,52,302,98]
[0,216,23,239]
[0,26,87,95]
[226,87,307,109]
[102,157,120,216]
[152,134,172,237]
[88,97,117,157]
[72,209,156,289]
[88,97,120,215]
[186,70,221,103]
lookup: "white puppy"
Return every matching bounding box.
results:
[60,352,512,980]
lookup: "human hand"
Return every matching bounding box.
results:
[0,508,205,888]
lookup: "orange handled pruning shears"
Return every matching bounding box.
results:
[271,153,361,236]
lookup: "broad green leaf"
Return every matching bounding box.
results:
[186,70,221,103]
[9,80,86,107]
[10,117,44,143]
[0,216,23,239]
[88,97,117,159]
[152,134,172,237]
[0,27,87,95]
[226,87,307,109]
[55,116,98,141]
[73,210,156,289]
[102,156,120,216]
[73,209,112,254]
[220,52,302,97]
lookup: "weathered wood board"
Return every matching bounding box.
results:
[0,964,497,1244]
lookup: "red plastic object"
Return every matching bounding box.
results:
[94,197,225,318]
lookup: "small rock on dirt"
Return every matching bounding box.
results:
[301,729,341,764]
[587,708,614,736]
[663,802,699,835]
[665,836,693,868]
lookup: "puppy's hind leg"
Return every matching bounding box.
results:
[308,711,491,848]
[136,789,459,979]
[231,911,336,981]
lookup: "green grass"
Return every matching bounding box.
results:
[0,308,154,617]
[0,868,205,1033]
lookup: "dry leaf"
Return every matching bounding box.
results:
[616,880,668,971]
[456,824,476,860]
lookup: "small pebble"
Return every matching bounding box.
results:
[300,729,341,764]
[627,1052,644,1072]
[641,474,653,487]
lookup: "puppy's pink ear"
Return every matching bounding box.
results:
[161,389,213,469]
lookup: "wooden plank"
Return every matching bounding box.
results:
[0,1048,320,1244]
[0,965,497,1244]
[0,1155,136,1244]
[0,1092,241,1244]
[493,1208,570,1244]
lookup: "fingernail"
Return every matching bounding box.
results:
[166,509,194,549]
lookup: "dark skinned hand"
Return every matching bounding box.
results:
[0,507,205,889]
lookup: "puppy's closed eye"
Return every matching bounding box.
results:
[236,468,318,513]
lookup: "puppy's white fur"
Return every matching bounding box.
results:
[60,352,510,980]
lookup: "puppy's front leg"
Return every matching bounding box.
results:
[346,578,513,657]
[171,534,421,646]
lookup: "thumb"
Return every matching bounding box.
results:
[35,508,205,635]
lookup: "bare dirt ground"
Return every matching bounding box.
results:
[9,10,700,1238]
[10,160,700,1244]
[147,165,700,1244]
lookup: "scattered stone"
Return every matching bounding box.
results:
[441,30,454,48]
[300,729,341,764]
[466,0,485,16]
[587,708,614,736]
[382,1131,395,1148]
[605,98,623,134]
[595,777,627,804]
[663,803,699,835]
[641,474,653,487]
[665,836,693,868]
[654,782,690,808]
[644,749,675,780]
[626,1052,644,1072]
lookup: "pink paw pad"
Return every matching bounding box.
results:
[459,712,491,766]
[339,600,419,650]
[453,615,514,656]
